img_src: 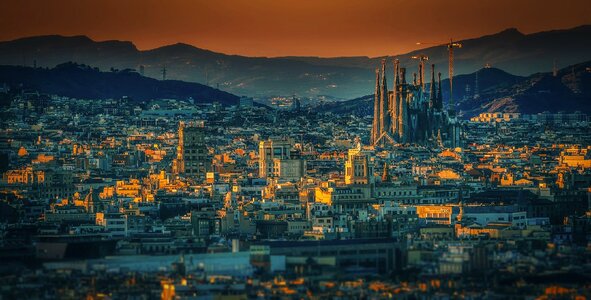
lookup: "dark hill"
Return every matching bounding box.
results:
[322,62,591,118]
[0,63,239,105]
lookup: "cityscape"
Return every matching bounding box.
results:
[1,1,591,299]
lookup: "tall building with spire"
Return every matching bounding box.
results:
[344,141,374,185]
[371,58,461,148]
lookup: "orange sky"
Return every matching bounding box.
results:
[1,0,590,57]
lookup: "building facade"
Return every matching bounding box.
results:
[344,142,374,185]
[176,121,211,180]
[258,138,295,179]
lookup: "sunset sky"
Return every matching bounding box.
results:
[2,0,590,57]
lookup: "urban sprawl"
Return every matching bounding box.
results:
[1,62,591,299]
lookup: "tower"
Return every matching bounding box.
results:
[397,67,408,143]
[177,121,210,180]
[390,59,400,139]
[371,68,381,145]
[429,64,436,108]
[345,142,374,185]
[411,54,429,92]
[379,59,388,143]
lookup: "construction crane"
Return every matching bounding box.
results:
[416,39,463,112]
[410,54,429,91]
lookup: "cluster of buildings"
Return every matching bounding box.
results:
[1,77,590,298]
[470,111,588,124]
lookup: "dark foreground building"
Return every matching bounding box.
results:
[256,238,405,274]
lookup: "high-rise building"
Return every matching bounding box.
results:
[258,138,295,179]
[176,121,211,180]
[371,59,461,148]
[344,142,374,185]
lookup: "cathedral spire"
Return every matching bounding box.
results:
[391,59,399,137]
[379,59,388,142]
[398,68,407,143]
[394,59,400,87]
[437,72,443,110]
[371,68,381,145]
[400,67,407,85]
[381,59,388,92]
[418,63,423,89]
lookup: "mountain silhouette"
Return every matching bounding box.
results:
[0,25,590,98]
[0,62,239,105]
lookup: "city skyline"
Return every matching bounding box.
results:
[1,1,591,298]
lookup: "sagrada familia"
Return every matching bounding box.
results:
[370,59,461,148]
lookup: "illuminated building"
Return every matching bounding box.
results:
[96,211,128,237]
[344,142,374,185]
[258,138,295,178]
[175,121,211,180]
[470,112,521,123]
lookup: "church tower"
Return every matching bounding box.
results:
[371,68,381,145]
[378,59,389,145]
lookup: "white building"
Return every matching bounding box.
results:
[96,212,128,237]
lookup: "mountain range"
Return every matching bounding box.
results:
[0,25,590,99]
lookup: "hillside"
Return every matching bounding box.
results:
[462,61,591,116]
[0,63,239,105]
[321,62,591,118]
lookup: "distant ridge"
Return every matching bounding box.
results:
[0,25,590,98]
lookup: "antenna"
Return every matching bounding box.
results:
[161,66,167,81]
